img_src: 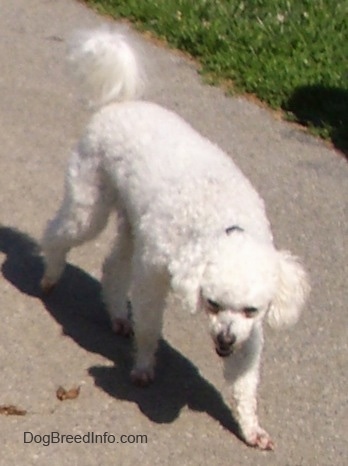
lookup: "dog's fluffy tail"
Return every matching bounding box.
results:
[68,28,145,108]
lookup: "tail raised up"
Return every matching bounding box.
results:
[68,28,145,108]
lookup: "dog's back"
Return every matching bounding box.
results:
[69,28,272,247]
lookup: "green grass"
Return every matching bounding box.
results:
[85,0,348,153]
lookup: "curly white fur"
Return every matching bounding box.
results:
[41,28,310,450]
[68,28,145,107]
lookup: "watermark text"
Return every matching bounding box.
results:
[24,431,148,447]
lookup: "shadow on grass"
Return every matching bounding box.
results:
[0,226,240,437]
[284,85,348,158]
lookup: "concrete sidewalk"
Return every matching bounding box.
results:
[0,0,347,465]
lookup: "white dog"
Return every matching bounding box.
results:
[41,29,309,450]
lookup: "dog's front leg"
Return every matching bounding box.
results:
[223,327,274,450]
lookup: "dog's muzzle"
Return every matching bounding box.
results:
[215,332,236,357]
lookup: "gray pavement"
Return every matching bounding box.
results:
[0,0,347,465]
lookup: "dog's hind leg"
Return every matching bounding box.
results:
[41,151,113,293]
[101,214,134,336]
[130,260,170,386]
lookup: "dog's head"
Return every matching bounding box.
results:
[170,231,309,357]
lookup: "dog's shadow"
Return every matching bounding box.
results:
[0,226,239,436]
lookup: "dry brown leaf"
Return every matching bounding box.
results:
[0,405,27,416]
[56,386,80,401]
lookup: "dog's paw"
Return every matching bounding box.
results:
[40,277,57,295]
[111,318,133,337]
[130,367,155,387]
[243,427,275,451]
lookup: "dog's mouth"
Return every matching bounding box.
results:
[215,345,233,357]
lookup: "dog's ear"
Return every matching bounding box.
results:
[169,245,206,314]
[267,250,310,328]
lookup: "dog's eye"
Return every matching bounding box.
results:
[243,306,258,318]
[206,299,222,313]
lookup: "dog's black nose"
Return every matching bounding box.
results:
[215,332,236,357]
[216,332,236,349]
